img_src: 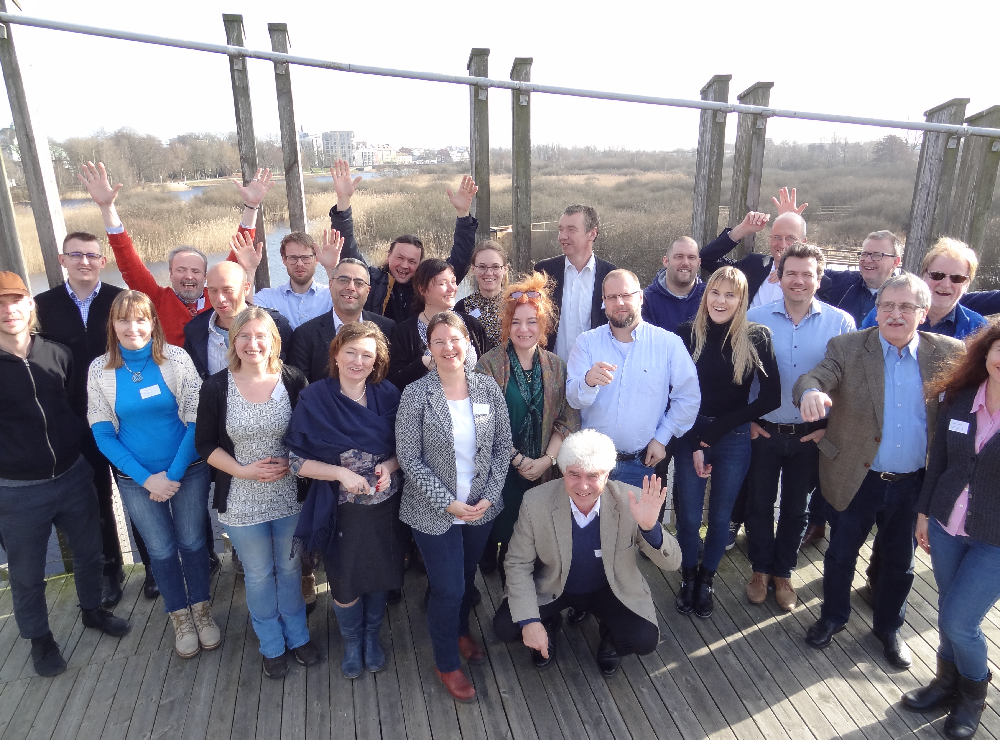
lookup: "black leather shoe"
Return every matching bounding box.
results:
[902,655,958,712]
[142,571,160,600]
[531,614,561,670]
[100,569,125,608]
[676,567,697,614]
[567,607,589,626]
[805,617,845,649]
[30,632,66,677]
[81,607,131,638]
[693,565,715,619]
[596,624,621,676]
[875,630,912,669]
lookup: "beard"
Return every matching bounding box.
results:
[608,311,637,329]
[175,286,203,303]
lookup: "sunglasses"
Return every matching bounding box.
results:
[925,271,970,284]
[510,291,541,300]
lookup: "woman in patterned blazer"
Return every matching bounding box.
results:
[396,311,513,703]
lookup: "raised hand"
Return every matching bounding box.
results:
[446,175,478,218]
[78,161,122,209]
[627,475,666,532]
[317,228,344,271]
[231,231,263,276]
[729,210,771,242]
[332,159,362,206]
[232,167,275,209]
[772,187,808,215]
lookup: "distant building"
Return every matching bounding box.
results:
[322,131,355,165]
[353,142,397,168]
[298,127,323,167]
[448,146,470,163]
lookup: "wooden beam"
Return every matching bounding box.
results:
[691,74,731,252]
[728,82,773,258]
[268,23,307,234]
[223,13,269,289]
[0,149,26,283]
[467,48,490,245]
[903,98,969,274]
[0,0,66,289]
[947,106,1000,253]
[510,57,532,274]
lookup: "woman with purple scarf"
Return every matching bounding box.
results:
[285,321,404,679]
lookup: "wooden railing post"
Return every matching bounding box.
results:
[691,75,731,252]
[223,13,269,289]
[510,57,533,274]
[728,82,773,258]
[467,49,490,245]
[268,23,307,234]
[947,106,1000,253]
[0,0,66,289]
[904,98,969,274]
[0,149,26,282]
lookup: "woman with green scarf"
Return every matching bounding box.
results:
[475,272,580,582]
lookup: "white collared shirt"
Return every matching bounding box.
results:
[750,269,784,308]
[554,253,597,361]
[569,494,601,528]
[206,312,229,375]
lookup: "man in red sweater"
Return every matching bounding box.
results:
[77,161,273,345]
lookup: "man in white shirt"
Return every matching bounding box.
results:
[253,232,333,330]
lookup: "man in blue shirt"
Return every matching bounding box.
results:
[744,243,855,612]
[641,236,705,332]
[253,232,333,330]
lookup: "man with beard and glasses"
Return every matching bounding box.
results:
[641,236,706,333]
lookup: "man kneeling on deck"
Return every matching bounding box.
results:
[492,429,680,676]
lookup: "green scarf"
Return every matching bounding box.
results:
[507,341,544,458]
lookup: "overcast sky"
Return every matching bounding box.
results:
[1,0,996,152]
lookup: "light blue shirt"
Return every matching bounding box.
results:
[566,321,700,453]
[747,299,856,424]
[253,280,333,330]
[65,281,102,325]
[872,333,927,473]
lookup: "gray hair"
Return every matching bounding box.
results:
[167,245,209,273]
[863,230,903,257]
[557,429,618,475]
[336,257,368,272]
[876,272,932,310]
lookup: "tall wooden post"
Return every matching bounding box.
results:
[0,1,66,288]
[467,49,490,246]
[728,82,773,258]
[691,75,731,252]
[510,57,533,273]
[947,106,1000,253]
[904,98,969,274]
[223,14,269,289]
[268,23,307,234]
[0,151,26,282]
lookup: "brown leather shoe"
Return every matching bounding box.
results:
[746,572,770,604]
[436,668,477,702]
[773,577,797,611]
[800,523,826,551]
[458,635,486,665]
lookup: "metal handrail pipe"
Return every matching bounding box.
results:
[2,11,999,139]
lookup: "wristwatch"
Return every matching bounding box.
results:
[548,454,558,467]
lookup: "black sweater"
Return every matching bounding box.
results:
[675,319,781,447]
[195,364,309,512]
[0,337,86,480]
[387,312,488,392]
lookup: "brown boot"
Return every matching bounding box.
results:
[436,667,476,702]
[746,572,770,604]
[773,577,797,611]
[800,523,826,551]
[458,635,486,665]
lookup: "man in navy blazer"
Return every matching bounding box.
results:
[534,204,616,361]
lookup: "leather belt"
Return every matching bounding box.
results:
[873,469,921,482]
[756,419,827,436]
[616,447,647,462]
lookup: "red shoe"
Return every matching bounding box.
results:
[436,668,477,702]
[458,635,486,665]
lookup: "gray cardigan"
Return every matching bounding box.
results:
[396,368,513,535]
[917,384,1000,547]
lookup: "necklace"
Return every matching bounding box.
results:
[343,384,366,403]
[122,355,151,383]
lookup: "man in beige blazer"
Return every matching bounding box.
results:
[492,429,681,676]
[793,273,964,669]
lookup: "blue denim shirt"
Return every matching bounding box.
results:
[872,333,927,473]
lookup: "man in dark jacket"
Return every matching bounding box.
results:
[641,236,706,333]
[0,272,130,678]
[326,159,479,322]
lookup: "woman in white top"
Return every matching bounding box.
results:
[395,312,512,703]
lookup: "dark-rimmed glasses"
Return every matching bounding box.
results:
[64,252,103,262]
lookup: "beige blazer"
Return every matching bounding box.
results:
[504,478,681,625]
[792,328,964,512]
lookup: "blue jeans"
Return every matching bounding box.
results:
[225,514,309,659]
[611,458,656,489]
[674,418,752,571]
[412,522,493,672]
[117,461,212,613]
[821,470,919,634]
[928,517,1000,681]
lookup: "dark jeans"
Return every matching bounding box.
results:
[807,485,827,526]
[674,418,753,571]
[80,433,123,574]
[821,470,921,634]
[0,456,104,639]
[746,431,818,578]
[412,521,493,672]
[493,586,659,657]
[729,477,749,527]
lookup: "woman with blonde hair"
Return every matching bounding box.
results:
[88,290,220,659]
[673,267,781,618]
[196,306,319,679]
[456,240,509,350]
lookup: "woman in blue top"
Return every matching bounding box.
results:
[87,290,219,660]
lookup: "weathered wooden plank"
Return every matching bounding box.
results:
[0,149,25,281]
[102,654,151,740]
[74,657,127,739]
[228,618,264,740]
[384,576,435,740]
[2,676,51,739]
[728,82,773,259]
[149,650,201,739]
[256,653,286,739]
[46,662,102,740]
[280,647,307,740]
[23,665,79,740]
[510,58,533,274]
[0,677,30,738]
[112,567,160,660]
[268,23,307,234]
[124,649,172,740]
[467,48,491,245]
[370,598,406,740]
[691,75,731,252]
[205,622,247,740]
[947,106,1000,251]
[304,580,332,740]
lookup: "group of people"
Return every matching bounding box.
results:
[1,160,998,738]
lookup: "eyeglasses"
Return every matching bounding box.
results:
[64,252,103,262]
[877,301,921,315]
[334,276,370,289]
[859,251,895,262]
[510,290,541,300]
[430,338,465,349]
[475,264,505,274]
[603,290,641,304]
[925,271,970,284]
[284,255,316,264]
[768,235,800,245]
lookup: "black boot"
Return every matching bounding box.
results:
[902,655,959,712]
[595,622,621,676]
[81,607,131,638]
[142,570,160,600]
[694,565,715,619]
[101,564,125,608]
[30,632,66,677]
[676,567,697,614]
[944,671,991,739]
[532,613,561,670]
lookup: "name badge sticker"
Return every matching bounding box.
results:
[139,385,161,400]
[595,549,602,558]
[469,308,482,318]
[949,419,970,435]
[473,403,490,416]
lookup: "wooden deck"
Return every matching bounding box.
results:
[2,530,1000,740]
